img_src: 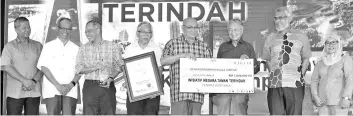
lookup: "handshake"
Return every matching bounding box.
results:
[54,83,75,95]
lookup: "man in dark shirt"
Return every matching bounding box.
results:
[213,19,259,115]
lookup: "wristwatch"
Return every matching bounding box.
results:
[343,97,350,100]
[31,79,37,84]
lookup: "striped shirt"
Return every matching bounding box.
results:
[75,40,123,80]
[261,30,311,88]
[162,35,212,103]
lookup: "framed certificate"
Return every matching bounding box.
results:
[123,51,164,102]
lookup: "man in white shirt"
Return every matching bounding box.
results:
[37,18,80,115]
[123,21,163,115]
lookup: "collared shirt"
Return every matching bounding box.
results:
[123,40,162,67]
[1,38,42,98]
[311,55,353,105]
[217,39,259,74]
[162,35,212,103]
[75,40,123,80]
[37,38,79,99]
[262,30,312,88]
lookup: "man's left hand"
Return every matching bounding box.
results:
[240,54,249,59]
[100,77,113,88]
[62,83,75,95]
[341,99,350,109]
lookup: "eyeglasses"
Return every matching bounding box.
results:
[85,28,98,33]
[58,26,72,31]
[183,25,199,30]
[274,16,288,21]
[138,30,152,34]
[227,28,243,33]
[325,40,339,45]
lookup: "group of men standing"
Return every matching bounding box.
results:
[2,6,312,115]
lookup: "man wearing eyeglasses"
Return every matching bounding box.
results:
[161,17,212,115]
[261,7,311,115]
[1,17,43,115]
[37,18,80,115]
[75,20,123,115]
[123,21,163,115]
[212,19,259,115]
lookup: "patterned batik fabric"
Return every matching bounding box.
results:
[262,32,311,88]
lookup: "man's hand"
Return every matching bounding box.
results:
[313,95,324,107]
[240,54,249,60]
[181,53,197,60]
[341,98,350,109]
[96,63,106,71]
[21,79,35,91]
[62,83,75,95]
[100,77,113,88]
[55,84,68,95]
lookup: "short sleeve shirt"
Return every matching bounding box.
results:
[162,35,212,103]
[75,40,123,80]
[123,40,162,67]
[1,38,42,98]
[261,31,311,88]
[37,38,79,99]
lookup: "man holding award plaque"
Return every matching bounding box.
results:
[75,20,123,115]
[161,17,212,115]
[123,21,163,115]
[212,19,259,115]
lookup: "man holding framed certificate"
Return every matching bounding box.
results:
[123,21,163,115]
[161,17,212,115]
[212,19,259,115]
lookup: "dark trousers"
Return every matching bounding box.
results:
[126,93,160,115]
[6,97,40,115]
[82,80,116,115]
[45,95,77,115]
[267,87,304,115]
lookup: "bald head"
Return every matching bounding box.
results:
[183,17,197,26]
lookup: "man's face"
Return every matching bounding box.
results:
[137,24,152,44]
[58,19,72,39]
[274,13,290,31]
[15,21,31,38]
[85,23,98,42]
[228,22,243,41]
[182,20,199,38]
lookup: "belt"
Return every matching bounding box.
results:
[85,79,103,84]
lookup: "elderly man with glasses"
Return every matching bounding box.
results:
[37,17,80,115]
[75,20,123,115]
[123,21,164,115]
[261,7,312,115]
[161,17,212,115]
[212,19,259,115]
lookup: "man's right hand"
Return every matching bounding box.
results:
[313,95,324,107]
[55,84,68,95]
[96,63,106,70]
[21,79,35,91]
[181,53,197,60]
